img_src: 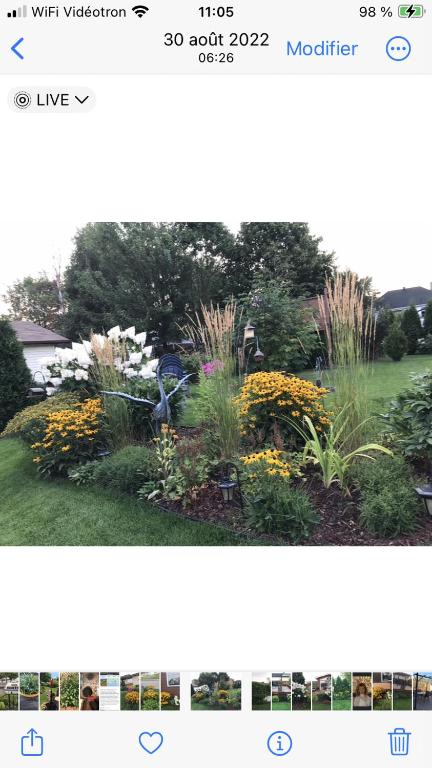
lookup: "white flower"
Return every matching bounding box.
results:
[47,377,62,388]
[142,345,153,358]
[124,367,138,379]
[107,325,121,341]
[139,364,157,379]
[72,342,92,367]
[82,339,93,355]
[148,358,159,371]
[74,369,89,382]
[129,351,143,365]
[39,356,56,367]
[45,386,57,397]
[91,334,107,350]
[121,326,136,341]
[135,331,147,346]
[61,368,74,379]
[55,346,77,364]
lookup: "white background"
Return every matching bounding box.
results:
[0,74,430,673]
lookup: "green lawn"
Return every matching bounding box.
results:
[0,439,243,546]
[302,355,432,407]
[332,698,351,711]
[393,693,413,711]
[272,700,291,711]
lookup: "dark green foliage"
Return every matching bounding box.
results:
[424,300,432,336]
[225,222,335,297]
[383,323,408,361]
[351,454,420,537]
[401,304,422,354]
[246,483,318,543]
[418,334,432,355]
[127,377,185,439]
[86,445,157,495]
[238,278,319,372]
[382,372,432,462]
[252,681,271,708]
[374,307,395,357]
[0,318,32,431]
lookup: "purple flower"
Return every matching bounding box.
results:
[201,359,224,377]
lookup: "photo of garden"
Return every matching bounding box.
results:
[372,673,392,710]
[60,672,79,711]
[413,673,432,710]
[191,672,242,711]
[120,673,140,711]
[352,674,372,711]
[271,673,292,710]
[19,672,39,710]
[80,673,99,711]
[393,673,413,711]
[0,673,19,710]
[140,672,161,711]
[40,672,59,711]
[252,673,271,710]
[311,673,332,710]
[332,673,352,711]
[1,222,432,546]
[292,673,311,711]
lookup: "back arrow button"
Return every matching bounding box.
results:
[11,37,25,60]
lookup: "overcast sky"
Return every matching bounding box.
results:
[0,220,429,313]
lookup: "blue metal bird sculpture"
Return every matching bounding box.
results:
[101,355,193,430]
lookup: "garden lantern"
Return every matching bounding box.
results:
[253,346,265,364]
[216,461,243,508]
[415,483,432,516]
[244,321,256,341]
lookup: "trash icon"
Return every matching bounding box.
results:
[389,727,411,756]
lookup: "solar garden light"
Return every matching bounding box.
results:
[217,462,243,508]
[415,478,432,516]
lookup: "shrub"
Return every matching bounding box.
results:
[1,392,81,439]
[243,462,318,543]
[351,454,421,537]
[418,334,432,355]
[236,371,331,445]
[382,372,432,462]
[401,304,422,354]
[0,318,32,431]
[127,376,186,439]
[383,324,408,361]
[424,300,432,337]
[142,699,159,710]
[85,445,157,494]
[176,435,211,505]
[29,398,104,477]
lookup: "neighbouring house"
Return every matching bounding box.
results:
[272,673,291,696]
[312,674,332,692]
[377,285,432,324]
[10,320,70,379]
[393,673,412,691]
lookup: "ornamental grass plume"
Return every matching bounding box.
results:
[90,333,133,449]
[318,271,376,451]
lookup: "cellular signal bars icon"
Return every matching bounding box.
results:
[7,4,27,17]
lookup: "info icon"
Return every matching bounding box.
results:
[267,730,293,757]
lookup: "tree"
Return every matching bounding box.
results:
[374,307,395,357]
[0,318,32,430]
[225,222,335,297]
[423,300,432,336]
[3,274,63,331]
[238,278,319,372]
[383,323,408,361]
[401,304,422,354]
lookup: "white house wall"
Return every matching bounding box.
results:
[23,345,55,379]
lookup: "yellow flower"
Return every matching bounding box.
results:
[61,445,71,452]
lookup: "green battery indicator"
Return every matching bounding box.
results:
[398,4,424,16]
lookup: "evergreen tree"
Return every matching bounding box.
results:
[423,300,432,336]
[401,304,422,354]
[383,323,408,362]
[0,318,32,430]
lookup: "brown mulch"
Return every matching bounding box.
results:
[157,473,432,547]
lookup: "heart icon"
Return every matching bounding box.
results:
[138,731,164,755]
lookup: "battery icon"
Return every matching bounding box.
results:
[399,4,424,16]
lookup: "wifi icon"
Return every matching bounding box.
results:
[132,4,149,16]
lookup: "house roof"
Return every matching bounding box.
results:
[10,320,70,346]
[378,286,432,310]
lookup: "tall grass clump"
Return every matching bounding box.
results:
[183,301,241,461]
[90,334,133,450]
[318,272,376,451]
